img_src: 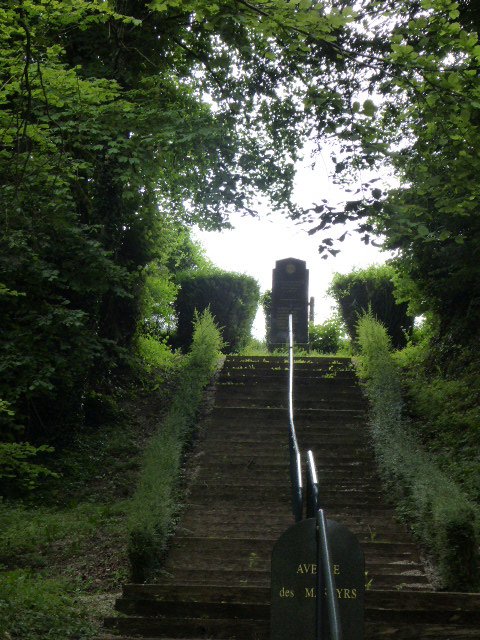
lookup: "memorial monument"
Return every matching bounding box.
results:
[270,257,309,347]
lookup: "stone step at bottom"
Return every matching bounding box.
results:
[104,617,480,639]
[115,597,480,626]
[104,617,269,639]
[365,624,480,639]
[120,586,480,610]
[155,569,430,590]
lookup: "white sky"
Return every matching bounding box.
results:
[193,146,390,339]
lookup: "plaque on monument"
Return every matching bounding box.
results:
[271,518,365,640]
[270,258,309,346]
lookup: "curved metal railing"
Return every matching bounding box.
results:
[307,451,343,640]
[286,314,343,640]
[288,313,303,522]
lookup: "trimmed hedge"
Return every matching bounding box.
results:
[127,310,223,581]
[330,265,413,349]
[174,270,260,353]
[356,313,479,590]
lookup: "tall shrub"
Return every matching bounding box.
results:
[330,265,413,349]
[309,316,349,354]
[128,310,223,581]
[356,313,479,590]
[175,270,260,353]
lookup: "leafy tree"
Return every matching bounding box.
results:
[0,0,356,439]
[298,1,480,357]
[3,0,480,443]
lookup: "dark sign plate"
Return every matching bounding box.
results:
[271,518,364,640]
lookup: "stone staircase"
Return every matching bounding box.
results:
[103,355,480,639]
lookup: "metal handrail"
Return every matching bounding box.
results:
[288,313,303,522]
[307,451,343,640]
[306,449,320,519]
[283,322,343,639]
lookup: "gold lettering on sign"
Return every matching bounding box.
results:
[335,588,358,599]
[279,587,295,598]
[296,563,340,575]
[301,587,358,599]
[296,563,317,575]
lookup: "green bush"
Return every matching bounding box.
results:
[330,265,413,349]
[308,316,349,354]
[356,313,479,590]
[394,325,480,505]
[0,570,95,640]
[174,270,259,353]
[127,310,223,581]
[0,443,58,498]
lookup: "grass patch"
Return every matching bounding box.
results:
[0,354,182,636]
[239,338,351,358]
[0,311,223,635]
[356,313,479,590]
[127,310,223,581]
[0,570,96,640]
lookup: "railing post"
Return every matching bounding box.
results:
[317,509,343,640]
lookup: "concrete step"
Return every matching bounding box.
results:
[197,439,373,456]
[221,372,358,384]
[223,355,353,366]
[116,588,480,626]
[195,464,379,482]
[213,396,368,411]
[221,359,355,375]
[149,569,431,591]
[176,519,412,543]
[203,422,368,437]
[187,485,386,506]
[191,475,381,491]
[215,379,364,394]
[106,588,480,639]
[364,623,480,638]
[105,615,269,639]
[206,406,367,423]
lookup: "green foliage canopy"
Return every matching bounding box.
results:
[1,0,356,438]
[3,0,480,440]
[300,1,480,352]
